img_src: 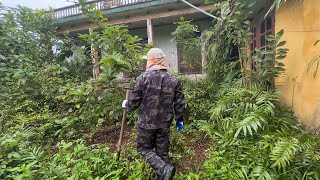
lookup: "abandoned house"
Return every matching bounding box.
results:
[54,0,320,128]
[54,0,215,75]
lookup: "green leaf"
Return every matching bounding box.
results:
[97,118,104,124]
[8,152,21,160]
[0,55,6,60]
[270,138,299,170]
[1,138,18,148]
[266,35,275,41]
[89,3,96,9]
[277,48,289,52]
[234,128,241,139]
[276,55,287,60]
[307,56,320,78]
[277,51,287,56]
[313,58,319,78]
[276,29,285,40]
[277,41,286,47]
[275,67,285,72]
[95,10,103,19]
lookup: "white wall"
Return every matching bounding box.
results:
[153,24,179,72]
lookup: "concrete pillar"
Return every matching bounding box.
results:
[147,19,154,45]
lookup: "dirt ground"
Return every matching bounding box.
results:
[90,123,134,151]
[177,133,209,172]
[90,122,210,173]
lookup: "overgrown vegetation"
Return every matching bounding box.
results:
[200,85,320,179]
[1,0,320,179]
[172,17,202,74]
[173,0,320,179]
[0,3,152,179]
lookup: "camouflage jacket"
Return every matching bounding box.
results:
[126,69,185,129]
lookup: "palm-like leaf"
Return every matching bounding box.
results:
[270,138,299,170]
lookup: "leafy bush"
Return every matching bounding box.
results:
[252,30,289,89]
[172,17,202,72]
[55,80,124,139]
[199,83,320,179]
[43,140,143,179]
[0,127,46,179]
[1,136,154,179]
[180,78,218,132]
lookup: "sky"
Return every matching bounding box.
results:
[0,0,74,9]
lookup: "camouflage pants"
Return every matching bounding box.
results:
[137,127,171,176]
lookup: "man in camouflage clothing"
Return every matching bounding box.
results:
[122,48,185,180]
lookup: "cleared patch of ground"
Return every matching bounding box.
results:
[90,122,210,173]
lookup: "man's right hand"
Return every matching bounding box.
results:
[122,100,128,108]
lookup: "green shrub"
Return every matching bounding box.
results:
[181,78,217,131]
[1,136,155,179]
[199,84,320,179]
[55,80,124,139]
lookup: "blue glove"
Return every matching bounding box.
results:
[176,120,183,132]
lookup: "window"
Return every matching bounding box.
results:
[251,14,275,71]
[251,15,275,52]
[177,32,202,74]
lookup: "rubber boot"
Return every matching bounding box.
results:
[158,164,176,180]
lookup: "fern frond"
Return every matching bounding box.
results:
[234,114,264,139]
[304,147,320,163]
[270,138,299,170]
[252,165,273,180]
[198,120,216,140]
[230,167,248,180]
[221,117,234,131]
[22,146,44,162]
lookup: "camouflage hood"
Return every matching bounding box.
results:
[143,48,168,71]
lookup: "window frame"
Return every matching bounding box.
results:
[251,13,275,52]
[177,31,202,75]
[250,12,275,71]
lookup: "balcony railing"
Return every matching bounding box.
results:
[54,0,149,19]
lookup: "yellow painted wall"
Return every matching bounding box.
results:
[275,0,320,128]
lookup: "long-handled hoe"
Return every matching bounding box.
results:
[116,90,130,161]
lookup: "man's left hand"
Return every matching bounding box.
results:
[176,120,183,132]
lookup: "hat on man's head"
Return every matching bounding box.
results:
[144,48,168,70]
[143,48,166,60]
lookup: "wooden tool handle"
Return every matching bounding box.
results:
[116,90,130,161]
